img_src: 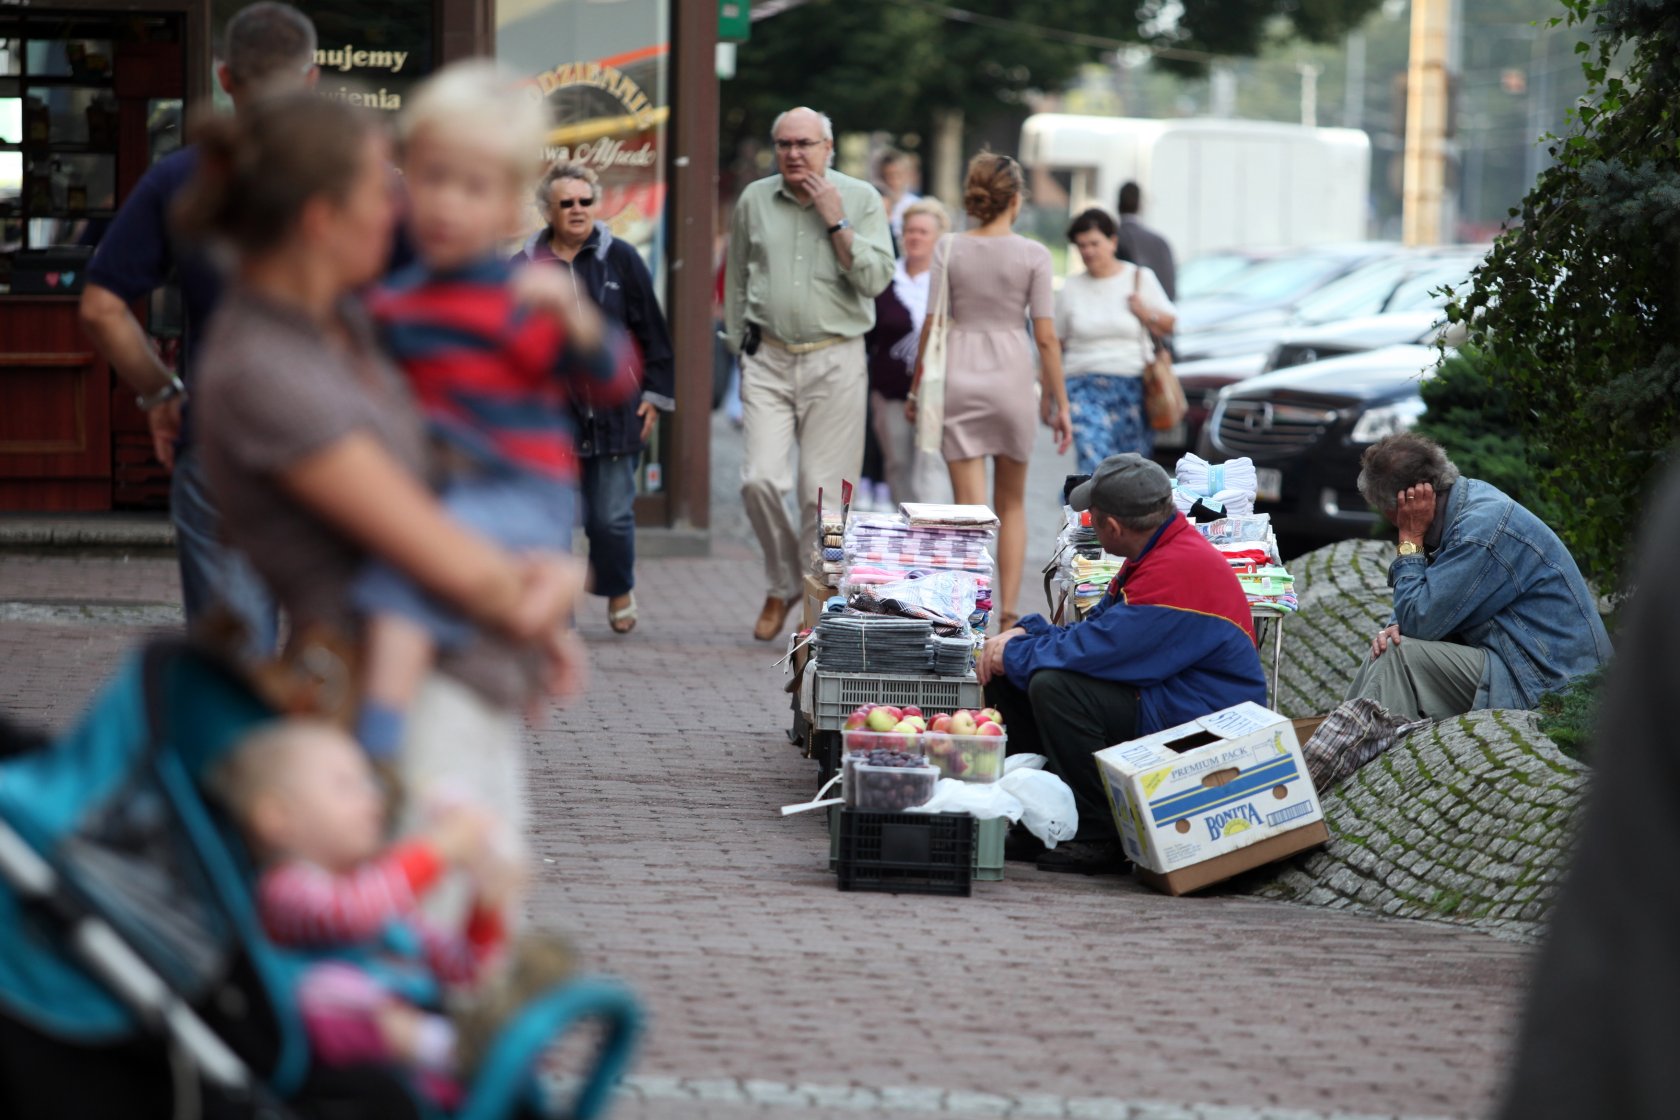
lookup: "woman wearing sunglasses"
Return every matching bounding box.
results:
[515,160,674,635]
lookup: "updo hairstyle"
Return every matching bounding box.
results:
[962,151,1025,225]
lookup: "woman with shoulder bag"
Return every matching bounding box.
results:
[1054,207,1178,475]
[907,153,1072,631]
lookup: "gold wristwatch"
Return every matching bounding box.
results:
[1397,541,1423,558]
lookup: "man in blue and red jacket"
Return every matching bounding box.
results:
[981,454,1267,874]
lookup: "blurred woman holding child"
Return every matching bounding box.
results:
[182,66,634,881]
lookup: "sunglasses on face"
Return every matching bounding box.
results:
[557,197,595,210]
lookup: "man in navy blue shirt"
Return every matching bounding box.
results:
[80,2,320,657]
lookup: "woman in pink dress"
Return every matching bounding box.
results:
[908,153,1072,628]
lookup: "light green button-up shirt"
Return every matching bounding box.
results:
[722,168,896,353]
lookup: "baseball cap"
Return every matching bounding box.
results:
[1068,453,1173,519]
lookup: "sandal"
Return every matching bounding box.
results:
[608,593,638,635]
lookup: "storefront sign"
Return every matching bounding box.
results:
[211,0,430,113]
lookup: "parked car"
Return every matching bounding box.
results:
[1200,344,1442,551]
[1151,352,1269,467]
[1176,245,1483,361]
[1263,308,1460,374]
[1175,243,1398,335]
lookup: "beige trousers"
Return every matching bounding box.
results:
[397,672,528,928]
[869,390,953,508]
[740,337,867,600]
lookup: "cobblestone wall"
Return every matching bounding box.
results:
[1247,708,1589,941]
[1272,540,1397,717]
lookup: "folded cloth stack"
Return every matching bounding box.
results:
[1173,454,1257,518]
[1238,566,1298,613]
[813,613,937,674]
[1052,507,1125,619]
[819,516,846,588]
[842,511,996,627]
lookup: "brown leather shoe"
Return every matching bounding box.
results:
[753,594,799,641]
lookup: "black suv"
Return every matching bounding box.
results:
[1200,344,1439,550]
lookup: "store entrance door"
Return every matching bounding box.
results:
[0,10,188,511]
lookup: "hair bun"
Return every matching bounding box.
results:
[962,151,1024,225]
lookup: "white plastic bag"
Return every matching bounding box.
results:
[997,766,1078,848]
[908,778,1023,822]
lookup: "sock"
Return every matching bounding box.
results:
[411,1014,457,1073]
[356,701,406,761]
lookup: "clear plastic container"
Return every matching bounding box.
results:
[921,731,1008,783]
[841,729,924,756]
[844,760,939,811]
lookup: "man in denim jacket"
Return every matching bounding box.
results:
[1346,433,1611,719]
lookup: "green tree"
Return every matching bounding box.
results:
[1444,0,1680,594]
[721,0,1383,167]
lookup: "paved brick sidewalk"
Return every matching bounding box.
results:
[1,543,1533,1119]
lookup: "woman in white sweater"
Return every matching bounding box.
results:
[1054,208,1177,475]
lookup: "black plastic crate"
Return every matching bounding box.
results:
[835,810,973,896]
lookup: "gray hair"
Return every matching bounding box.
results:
[536,159,598,212]
[222,2,317,90]
[770,107,835,168]
[1111,495,1176,535]
[1356,433,1461,514]
[900,197,951,237]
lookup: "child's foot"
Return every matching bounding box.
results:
[608,593,637,635]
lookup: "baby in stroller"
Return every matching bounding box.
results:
[211,717,574,1106]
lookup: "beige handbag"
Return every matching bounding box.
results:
[1131,265,1186,432]
[914,235,953,455]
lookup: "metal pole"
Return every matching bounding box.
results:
[1401,0,1453,246]
[1343,29,1366,130]
[1299,63,1321,128]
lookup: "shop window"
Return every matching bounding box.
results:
[0,15,180,294]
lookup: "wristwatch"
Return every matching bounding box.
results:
[826,217,851,236]
[137,375,187,412]
[1397,541,1423,558]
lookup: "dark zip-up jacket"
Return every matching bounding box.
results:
[514,221,674,456]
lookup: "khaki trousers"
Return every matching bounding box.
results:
[397,672,528,929]
[740,336,867,600]
[1345,638,1488,721]
[869,390,953,507]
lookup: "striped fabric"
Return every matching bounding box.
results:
[368,256,639,482]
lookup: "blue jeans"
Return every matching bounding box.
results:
[352,473,574,650]
[580,454,638,599]
[170,446,278,659]
[1067,374,1153,477]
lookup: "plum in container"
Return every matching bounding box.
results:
[922,731,1008,783]
[845,760,940,812]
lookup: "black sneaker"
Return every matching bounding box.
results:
[1035,839,1130,876]
[1003,826,1046,863]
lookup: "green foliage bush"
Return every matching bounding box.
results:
[1536,666,1606,763]
[1444,0,1680,596]
[1415,347,1566,530]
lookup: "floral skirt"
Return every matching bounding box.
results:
[1067,374,1153,476]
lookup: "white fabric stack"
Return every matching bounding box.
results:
[1173,454,1258,518]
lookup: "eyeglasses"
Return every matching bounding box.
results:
[774,139,827,153]
[557,197,595,209]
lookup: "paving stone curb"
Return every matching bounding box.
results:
[1245,708,1588,941]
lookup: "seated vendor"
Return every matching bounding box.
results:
[1346,433,1611,721]
[980,454,1268,875]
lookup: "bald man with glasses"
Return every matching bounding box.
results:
[724,106,895,641]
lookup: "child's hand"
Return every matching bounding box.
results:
[428,804,493,865]
[511,263,606,353]
[506,554,585,643]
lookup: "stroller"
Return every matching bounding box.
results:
[0,640,641,1120]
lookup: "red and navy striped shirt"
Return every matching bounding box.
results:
[367,256,640,482]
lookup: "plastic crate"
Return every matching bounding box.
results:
[812,671,984,732]
[836,810,973,896]
[829,808,1005,883]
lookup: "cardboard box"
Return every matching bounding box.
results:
[1094,702,1327,896]
[803,573,834,631]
